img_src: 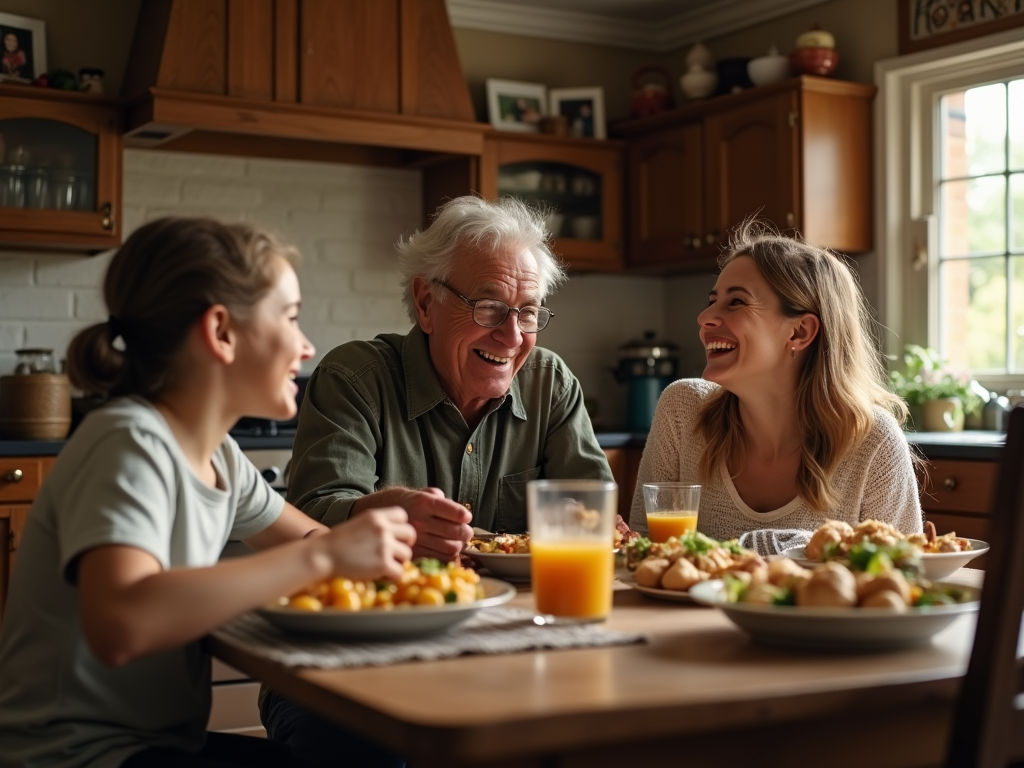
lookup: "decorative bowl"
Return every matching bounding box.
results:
[747,54,790,86]
[789,46,839,77]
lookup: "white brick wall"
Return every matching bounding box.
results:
[0,149,421,379]
[0,148,700,428]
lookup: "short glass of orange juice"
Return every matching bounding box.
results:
[642,482,701,543]
[527,479,617,624]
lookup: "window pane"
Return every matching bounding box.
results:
[1011,79,1024,171]
[967,83,1006,176]
[1014,173,1024,253]
[939,176,1006,256]
[941,256,1006,372]
[1013,256,1024,370]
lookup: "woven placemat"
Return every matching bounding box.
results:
[213,606,647,669]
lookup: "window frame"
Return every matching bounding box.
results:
[876,28,1024,390]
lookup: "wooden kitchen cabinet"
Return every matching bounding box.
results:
[918,458,997,569]
[0,457,55,626]
[480,132,624,272]
[603,445,643,522]
[617,76,875,272]
[0,85,122,253]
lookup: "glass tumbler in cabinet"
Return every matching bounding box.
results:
[482,134,624,272]
[0,86,121,253]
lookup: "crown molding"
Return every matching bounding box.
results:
[446,0,831,52]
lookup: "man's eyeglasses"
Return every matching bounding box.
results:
[432,280,553,333]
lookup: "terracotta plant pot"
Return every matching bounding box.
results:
[921,397,964,433]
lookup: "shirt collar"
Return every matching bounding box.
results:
[401,325,527,422]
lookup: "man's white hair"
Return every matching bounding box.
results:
[396,195,568,323]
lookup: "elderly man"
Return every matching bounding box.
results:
[262,196,612,767]
[286,194,612,560]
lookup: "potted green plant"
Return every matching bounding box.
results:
[888,345,985,432]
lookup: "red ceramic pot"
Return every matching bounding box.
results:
[789,47,839,77]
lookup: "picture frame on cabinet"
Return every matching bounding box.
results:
[486,79,547,133]
[0,12,45,84]
[550,87,606,139]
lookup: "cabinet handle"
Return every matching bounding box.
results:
[705,231,719,245]
[691,237,702,249]
[5,469,23,483]
[786,212,795,228]
[101,202,114,231]
[943,477,957,491]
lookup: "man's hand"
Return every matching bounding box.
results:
[352,487,472,562]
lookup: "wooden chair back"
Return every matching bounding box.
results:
[945,406,1024,767]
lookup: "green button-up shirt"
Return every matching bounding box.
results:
[286,326,612,532]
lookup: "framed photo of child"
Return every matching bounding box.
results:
[486,79,547,133]
[0,12,46,84]
[549,87,606,140]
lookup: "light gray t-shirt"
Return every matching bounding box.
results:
[0,397,284,768]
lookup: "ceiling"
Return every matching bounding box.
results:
[446,0,831,51]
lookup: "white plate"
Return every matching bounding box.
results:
[462,548,533,582]
[465,544,625,583]
[782,538,989,581]
[256,578,516,639]
[618,570,698,603]
[689,579,980,651]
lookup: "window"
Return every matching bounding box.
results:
[877,29,1024,390]
[936,79,1024,375]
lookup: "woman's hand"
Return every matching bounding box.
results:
[317,506,416,582]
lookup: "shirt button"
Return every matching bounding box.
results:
[463,503,473,512]
[466,444,474,454]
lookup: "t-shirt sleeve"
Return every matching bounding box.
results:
[222,437,285,540]
[56,427,180,579]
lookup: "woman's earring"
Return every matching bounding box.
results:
[791,347,796,358]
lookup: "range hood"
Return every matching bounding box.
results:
[121,0,489,163]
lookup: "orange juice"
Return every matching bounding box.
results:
[646,512,698,543]
[531,539,613,619]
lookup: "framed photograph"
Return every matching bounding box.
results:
[549,87,606,140]
[0,12,45,84]
[486,79,547,133]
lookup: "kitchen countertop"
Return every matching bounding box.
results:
[0,430,1007,460]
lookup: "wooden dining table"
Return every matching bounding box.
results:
[211,571,983,768]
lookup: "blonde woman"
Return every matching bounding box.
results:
[630,222,922,555]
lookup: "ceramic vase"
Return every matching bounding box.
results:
[680,65,718,100]
[921,397,965,432]
[685,41,714,71]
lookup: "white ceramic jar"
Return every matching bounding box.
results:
[680,65,718,100]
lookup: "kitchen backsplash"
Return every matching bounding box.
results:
[0,149,709,428]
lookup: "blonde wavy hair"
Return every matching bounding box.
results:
[696,220,908,511]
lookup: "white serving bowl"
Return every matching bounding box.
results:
[690,579,980,651]
[782,538,989,581]
[747,54,790,86]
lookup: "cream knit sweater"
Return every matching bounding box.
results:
[628,379,923,556]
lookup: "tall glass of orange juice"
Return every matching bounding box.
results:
[527,479,617,624]
[642,483,701,543]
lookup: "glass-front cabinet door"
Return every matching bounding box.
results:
[481,133,623,272]
[0,86,121,252]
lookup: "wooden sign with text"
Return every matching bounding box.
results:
[899,0,1024,54]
